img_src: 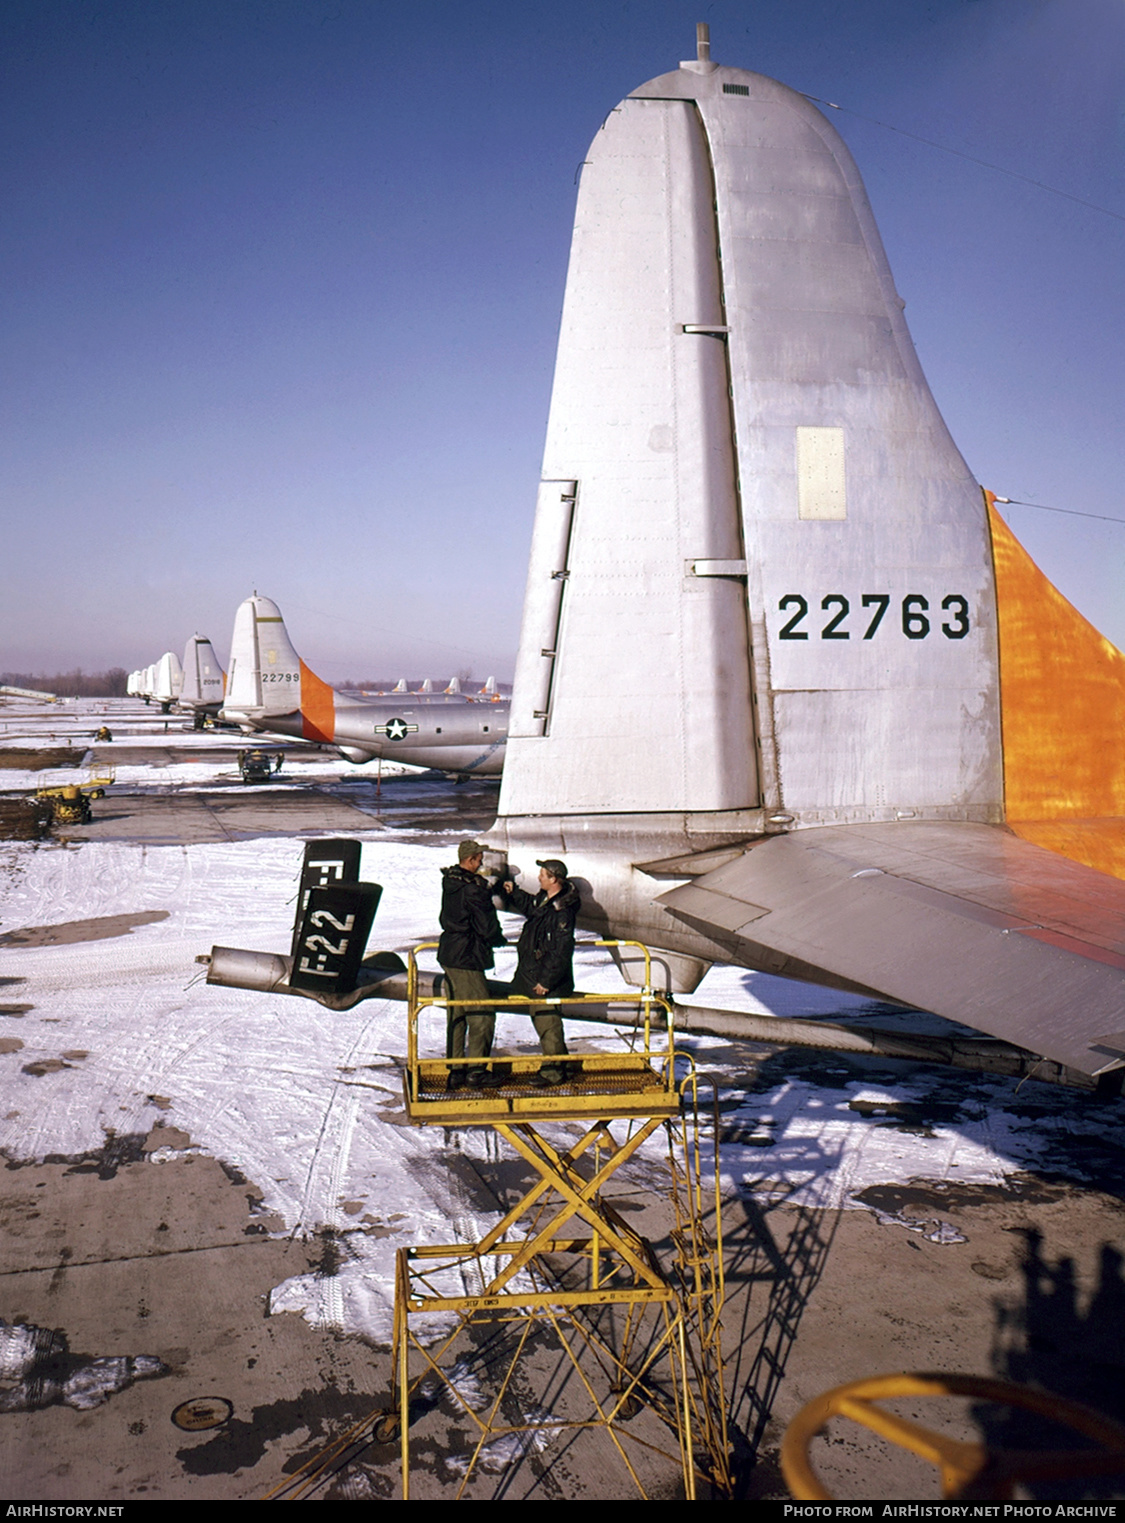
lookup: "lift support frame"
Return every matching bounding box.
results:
[388,941,732,1500]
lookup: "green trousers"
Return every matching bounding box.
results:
[441,966,495,1062]
[511,976,569,1060]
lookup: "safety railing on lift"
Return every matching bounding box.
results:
[403,939,680,1120]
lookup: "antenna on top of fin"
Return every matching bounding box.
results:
[682,21,717,73]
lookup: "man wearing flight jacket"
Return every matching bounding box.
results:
[499,859,580,1088]
[439,840,506,1090]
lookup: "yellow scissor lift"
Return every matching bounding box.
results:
[385,939,731,1500]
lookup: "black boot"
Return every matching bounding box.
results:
[467,1068,504,1090]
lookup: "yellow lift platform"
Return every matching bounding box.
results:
[383,940,732,1500]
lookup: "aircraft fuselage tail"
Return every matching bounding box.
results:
[489,37,1125,1078]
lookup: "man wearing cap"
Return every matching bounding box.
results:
[499,860,580,1088]
[439,840,507,1090]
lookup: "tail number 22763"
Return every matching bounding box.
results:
[777,594,970,642]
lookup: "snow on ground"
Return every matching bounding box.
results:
[0,758,418,792]
[0,703,423,793]
[0,803,1113,1346]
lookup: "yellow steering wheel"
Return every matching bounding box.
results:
[781,1372,1125,1500]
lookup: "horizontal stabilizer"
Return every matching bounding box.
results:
[290,882,382,995]
[656,822,1125,1077]
[290,839,363,959]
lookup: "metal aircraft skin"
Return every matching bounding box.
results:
[132,651,182,712]
[129,646,210,715]
[127,665,155,703]
[219,594,508,776]
[178,634,226,719]
[486,28,1125,1083]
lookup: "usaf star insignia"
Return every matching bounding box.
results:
[376,717,418,741]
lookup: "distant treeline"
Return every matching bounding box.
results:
[1,668,129,697]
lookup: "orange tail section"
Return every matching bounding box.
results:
[299,660,336,744]
[988,490,1125,879]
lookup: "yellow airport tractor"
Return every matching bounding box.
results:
[35,773,114,826]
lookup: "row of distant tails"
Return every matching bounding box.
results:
[125,598,508,776]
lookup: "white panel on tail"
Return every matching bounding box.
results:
[796,427,846,521]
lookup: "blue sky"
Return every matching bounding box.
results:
[2,0,1122,680]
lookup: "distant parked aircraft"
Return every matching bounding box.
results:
[149,652,182,713]
[178,635,226,727]
[220,595,507,777]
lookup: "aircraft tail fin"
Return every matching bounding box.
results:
[446,676,462,694]
[420,678,434,693]
[222,595,336,740]
[180,634,225,709]
[153,651,183,705]
[499,53,1002,831]
[393,678,408,693]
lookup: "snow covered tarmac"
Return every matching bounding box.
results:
[2,699,1123,1500]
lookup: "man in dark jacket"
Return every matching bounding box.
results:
[499,858,580,1087]
[439,840,506,1089]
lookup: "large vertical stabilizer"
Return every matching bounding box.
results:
[499,40,1001,835]
[152,651,184,709]
[489,34,1125,1070]
[222,593,302,712]
[179,634,226,712]
[222,595,335,741]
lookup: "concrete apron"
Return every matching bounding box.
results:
[2,1118,1123,1501]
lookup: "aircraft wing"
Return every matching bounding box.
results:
[655,822,1125,1077]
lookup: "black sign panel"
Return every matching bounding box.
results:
[290,839,363,958]
[289,882,382,994]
